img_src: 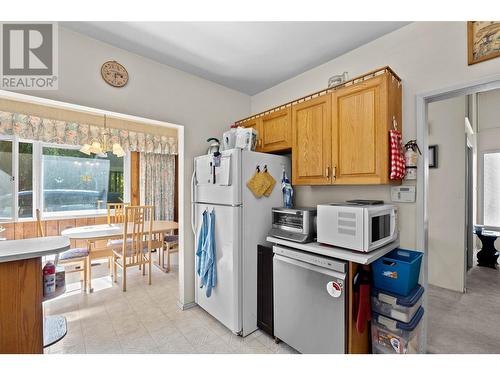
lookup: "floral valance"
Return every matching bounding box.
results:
[0,111,177,155]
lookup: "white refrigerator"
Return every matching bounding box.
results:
[191,148,290,336]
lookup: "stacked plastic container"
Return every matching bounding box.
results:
[370,248,424,354]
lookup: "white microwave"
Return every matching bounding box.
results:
[317,203,398,252]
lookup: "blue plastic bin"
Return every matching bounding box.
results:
[371,248,423,296]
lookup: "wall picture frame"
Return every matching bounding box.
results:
[467,21,500,65]
[429,145,438,168]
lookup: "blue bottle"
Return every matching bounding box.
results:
[281,170,293,208]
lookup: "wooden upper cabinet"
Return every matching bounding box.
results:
[332,73,400,184]
[259,108,292,152]
[292,94,332,185]
[236,68,402,186]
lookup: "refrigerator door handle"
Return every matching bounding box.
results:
[191,170,196,235]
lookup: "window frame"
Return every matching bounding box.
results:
[0,135,130,222]
[0,134,17,222]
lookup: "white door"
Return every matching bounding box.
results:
[194,202,242,334]
[193,149,241,205]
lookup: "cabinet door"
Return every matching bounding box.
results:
[332,75,388,184]
[292,95,332,185]
[241,118,262,151]
[260,108,292,152]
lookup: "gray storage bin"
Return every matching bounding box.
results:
[371,284,424,323]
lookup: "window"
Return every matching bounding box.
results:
[483,152,500,226]
[18,142,33,218]
[0,136,128,221]
[41,146,125,215]
[0,139,13,220]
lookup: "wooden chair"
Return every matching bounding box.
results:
[111,205,154,291]
[107,203,129,224]
[106,202,130,271]
[158,232,179,273]
[36,209,88,290]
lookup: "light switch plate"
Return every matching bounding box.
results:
[391,186,416,203]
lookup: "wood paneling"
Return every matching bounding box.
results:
[0,216,103,243]
[291,94,332,185]
[131,151,140,205]
[260,108,292,152]
[347,262,370,354]
[0,258,43,354]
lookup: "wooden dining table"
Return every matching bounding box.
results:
[61,220,178,292]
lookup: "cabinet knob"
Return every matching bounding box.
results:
[332,166,337,182]
[325,166,330,178]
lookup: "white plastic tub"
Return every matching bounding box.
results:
[371,307,424,354]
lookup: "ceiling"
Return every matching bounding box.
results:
[62,22,409,95]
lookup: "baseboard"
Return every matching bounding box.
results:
[177,300,197,311]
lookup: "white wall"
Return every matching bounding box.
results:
[427,97,466,292]
[12,27,251,306]
[477,88,500,225]
[250,21,500,250]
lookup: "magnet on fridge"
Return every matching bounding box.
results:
[326,280,342,298]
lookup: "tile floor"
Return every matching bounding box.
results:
[43,261,297,354]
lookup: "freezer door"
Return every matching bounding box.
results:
[193,149,241,205]
[194,203,242,334]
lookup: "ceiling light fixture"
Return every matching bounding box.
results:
[79,115,125,157]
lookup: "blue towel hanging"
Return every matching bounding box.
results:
[196,209,217,297]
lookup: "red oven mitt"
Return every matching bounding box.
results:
[356,269,372,335]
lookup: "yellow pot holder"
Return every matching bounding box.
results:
[262,167,276,197]
[246,167,271,198]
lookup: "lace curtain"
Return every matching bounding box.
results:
[0,111,177,155]
[139,153,176,220]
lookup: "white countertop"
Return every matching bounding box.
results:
[0,236,70,263]
[266,236,399,265]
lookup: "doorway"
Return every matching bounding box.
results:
[0,89,185,301]
[417,74,500,353]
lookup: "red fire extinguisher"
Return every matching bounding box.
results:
[43,261,56,297]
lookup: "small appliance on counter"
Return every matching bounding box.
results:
[268,207,316,243]
[206,137,221,154]
[235,127,257,151]
[317,201,398,252]
[222,125,238,150]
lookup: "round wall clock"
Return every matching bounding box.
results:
[101,60,129,87]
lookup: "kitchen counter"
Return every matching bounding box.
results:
[0,236,70,354]
[266,236,399,265]
[0,236,70,263]
[266,236,401,354]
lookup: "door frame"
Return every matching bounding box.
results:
[0,89,185,304]
[416,72,500,353]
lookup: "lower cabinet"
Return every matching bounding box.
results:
[257,245,274,337]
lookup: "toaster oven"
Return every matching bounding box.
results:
[268,207,317,243]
